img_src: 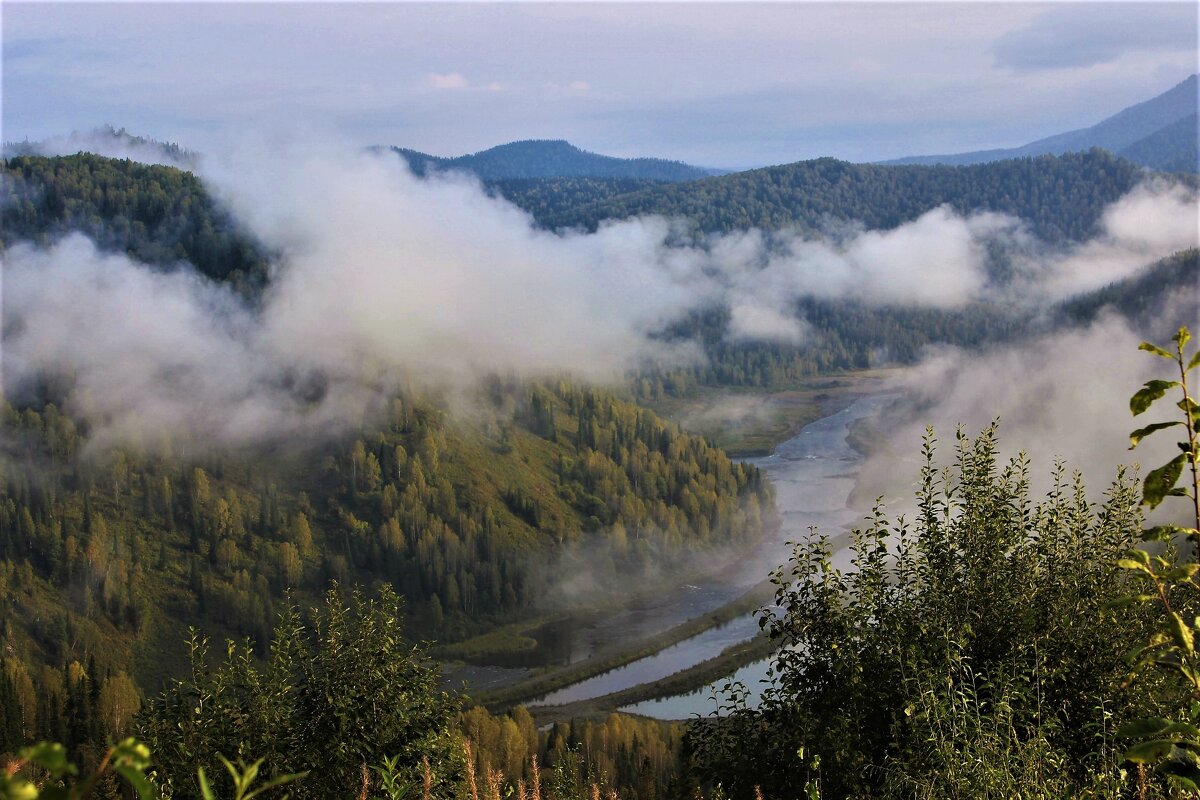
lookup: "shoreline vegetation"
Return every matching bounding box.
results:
[640,369,897,458]
[471,579,776,710]
[528,633,777,725]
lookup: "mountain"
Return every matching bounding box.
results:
[1117,112,1199,173]
[536,149,1154,243]
[882,75,1199,172]
[389,139,719,181]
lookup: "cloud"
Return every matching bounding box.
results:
[1022,180,1200,299]
[3,144,709,451]
[7,126,193,168]
[2,138,1196,455]
[2,236,297,453]
[853,311,1190,523]
[727,304,808,344]
[4,3,1195,166]
[424,72,468,90]
[789,207,1013,307]
[992,4,1198,71]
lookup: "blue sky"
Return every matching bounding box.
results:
[2,2,1196,168]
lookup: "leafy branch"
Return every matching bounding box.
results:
[1115,326,1200,790]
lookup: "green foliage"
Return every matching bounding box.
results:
[1114,326,1200,791]
[369,754,420,800]
[634,298,1031,397]
[691,425,1148,798]
[1127,326,1200,517]
[196,756,304,800]
[140,586,461,800]
[458,706,687,800]
[0,738,153,800]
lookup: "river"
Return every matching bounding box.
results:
[534,393,894,715]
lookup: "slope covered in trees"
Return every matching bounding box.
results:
[486,177,666,226]
[1058,247,1199,326]
[0,380,769,697]
[536,149,1153,243]
[1,154,269,292]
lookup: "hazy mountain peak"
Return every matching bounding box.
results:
[882,74,1198,172]
[387,139,718,181]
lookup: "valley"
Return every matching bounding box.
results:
[1,21,1198,793]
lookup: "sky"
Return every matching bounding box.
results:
[2,2,1197,168]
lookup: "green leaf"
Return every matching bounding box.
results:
[1130,420,1183,448]
[1125,738,1176,763]
[197,767,216,800]
[243,771,308,800]
[1188,348,1200,372]
[1141,342,1177,359]
[1142,525,1187,542]
[1159,760,1200,791]
[1176,327,1192,352]
[1180,397,1200,426]
[1132,380,1180,416]
[1162,721,1200,739]
[1165,564,1200,582]
[1144,453,1188,509]
[113,766,157,800]
[1106,593,1157,608]
[1171,610,1196,652]
[4,780,40,800]
[1118,717,1173,738]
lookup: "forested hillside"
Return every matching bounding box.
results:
[486,177,666,225]
[0,377,768,688]
[0,154,268,292]
[1058,247,1199,325]
[536,150,1152,242]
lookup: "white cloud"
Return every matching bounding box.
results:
[3,137,1195,454]
[727,304,808,344]
[424,72,468,90]
[1027,180,1200,299]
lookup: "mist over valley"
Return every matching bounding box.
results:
[1,5,1198,797]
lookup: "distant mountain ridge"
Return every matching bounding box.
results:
[883,75,1198,172]
[534,149,1160,244]
[388,139,720,181]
